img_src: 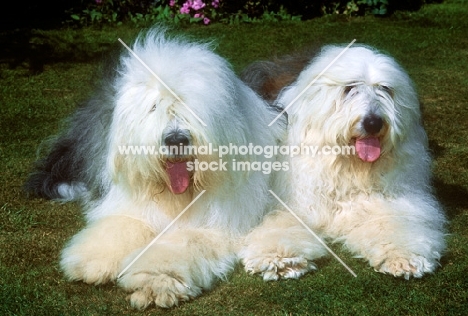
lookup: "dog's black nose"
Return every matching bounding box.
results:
[363,114,383,135]
[164,133,190,147]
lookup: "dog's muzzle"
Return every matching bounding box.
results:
[355,114,384,163]
[163,130,192,195]
[164,132,190,148]
[362,113,383,135]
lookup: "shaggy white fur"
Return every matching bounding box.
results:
[32,27,285,309]
[240,45,446,281]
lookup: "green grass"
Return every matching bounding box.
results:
[1,0,468,314]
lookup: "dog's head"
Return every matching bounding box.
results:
[105,28,259,198]
[283,45,425,164]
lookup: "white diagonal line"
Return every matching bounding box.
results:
[269,190,357,278]
[118,38,207,127]
[268,39,356,126]
[117,190,206,279]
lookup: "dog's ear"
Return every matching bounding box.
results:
[240,45,321,104]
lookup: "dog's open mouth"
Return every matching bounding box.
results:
[355,137,381,162]
[166,160,191,194]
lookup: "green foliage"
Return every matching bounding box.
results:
[323,0,390,16]
[219,5,301,24]
[357,0,389,15]
[66,0,432,26]
[69,0,171,26]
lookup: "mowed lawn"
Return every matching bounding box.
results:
[1,0,467,315]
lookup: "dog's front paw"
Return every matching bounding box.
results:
[377,255,438,280]
[60,216,155,285]
[60,250,120,285]
[119,272,201,309]
[243,255,317,281]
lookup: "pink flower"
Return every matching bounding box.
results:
[203,17,210,24]
[169,0,176,7]
[95,0,102,4]
[194,13,204,18]
[192,0,205,10]
[211,0,219,8]
[180,2,191,14]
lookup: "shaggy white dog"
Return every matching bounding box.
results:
[240,45,446,280]
[25,28,284,308]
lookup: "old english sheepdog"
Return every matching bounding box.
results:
[240,45,446,280]
[25,28,285,309]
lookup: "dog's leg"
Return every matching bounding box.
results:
[240,210,327,281]
[334,195,446,279]
[60,216,154,284]
[117,229,236,309]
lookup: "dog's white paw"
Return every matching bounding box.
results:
[119,272,201,309]
[377,255,438,280]
[60,217,154,285]
[243,255,317,281]
[60,253,120,285]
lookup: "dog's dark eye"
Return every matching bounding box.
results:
[344,85,357,97]
[150,104,156,112]
[380,85,394,97]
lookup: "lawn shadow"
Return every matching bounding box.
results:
[429,140,468,220]
[433,178,468,220]
[428,139,445,158]
[0,29,118,74]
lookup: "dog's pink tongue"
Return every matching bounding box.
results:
[166,161,190,194]
[355,137,381,162]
